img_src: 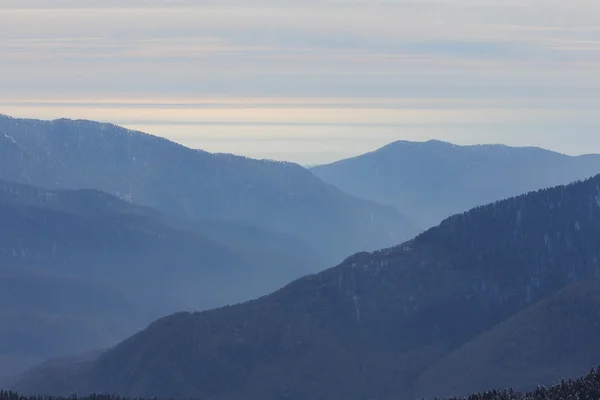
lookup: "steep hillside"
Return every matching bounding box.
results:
[0,115,418,261]
[450,366,600,400]
[415,280,600,398]
[312,140,600,227]
[14,174,600,399]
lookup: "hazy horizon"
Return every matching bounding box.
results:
[3,2,600,395]
[2,0,600,163]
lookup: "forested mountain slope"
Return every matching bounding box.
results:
[415,280,600,398]
[444,366,600,400]
[13,174,600,399]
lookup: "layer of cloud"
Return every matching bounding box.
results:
[4,97,600,164]
[1,1,599,162]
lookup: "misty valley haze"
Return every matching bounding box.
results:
[0,113,599,400]
[2,0,600,398]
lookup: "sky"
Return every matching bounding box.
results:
[1,0,600,164]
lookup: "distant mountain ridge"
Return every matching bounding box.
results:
[0,178,157,218]
[0,179,324,312]
[0,114,418,261]
[0,178,324,378]
[12,173,600,400]
[0,113,416,381]
[312,139,600,227]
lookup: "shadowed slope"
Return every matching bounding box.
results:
[13,174,600,399]
[416,280,600,398]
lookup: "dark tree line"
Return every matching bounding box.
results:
[434,366,600,400]
[0,393,158,400]
[5,366,600,400]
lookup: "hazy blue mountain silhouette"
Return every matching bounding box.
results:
[0,115,418,262]
[0,179,326,311]
[312,140,600,227]
[14,174,600,400]
[0,179,324,378]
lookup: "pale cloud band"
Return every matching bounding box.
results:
[1,0,600,163]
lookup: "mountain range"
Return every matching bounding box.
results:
[10,172,600,400]
[0,115,418,262]
[0,179,325,377]
[0,114,416,378]
[4,113,600,399]
[0,179,324,310]
[312,140,600,227]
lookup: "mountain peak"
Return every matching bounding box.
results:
[313,139,600,227]
[0,114,418,262]
[380,138,455,149]
[381,139,536,153]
